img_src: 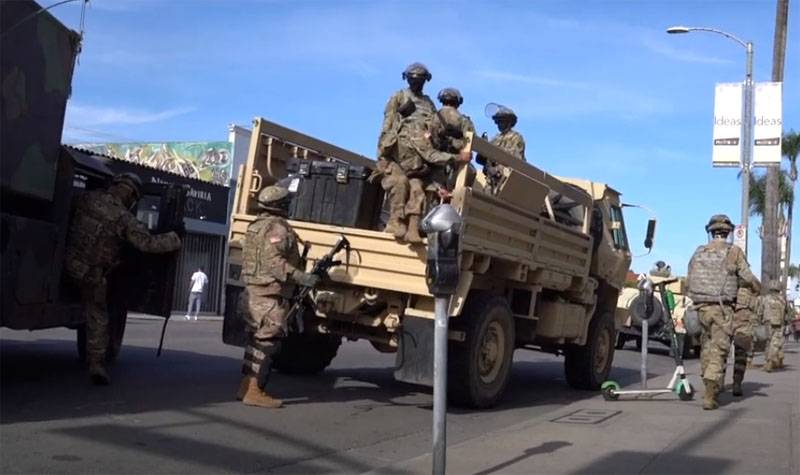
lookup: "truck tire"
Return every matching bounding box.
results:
[273,332,342,374]
[448,293,515,408]
[565,311,615,390]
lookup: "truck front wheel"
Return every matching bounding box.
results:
[564,311,615,390]
[272,332,342,374]
[448,293,515,408]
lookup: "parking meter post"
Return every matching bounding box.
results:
[420,204,462,475]
[432,295,448,475]
[641,319,648,390]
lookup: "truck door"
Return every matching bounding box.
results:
[110,183,188,320]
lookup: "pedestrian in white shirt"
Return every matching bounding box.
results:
[186,267,208,321]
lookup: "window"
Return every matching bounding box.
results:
[609,205,629,251]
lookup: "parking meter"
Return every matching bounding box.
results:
[421,204,463,296]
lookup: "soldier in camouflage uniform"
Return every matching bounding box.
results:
[428,88,475,193]
[763,280,787,372]
[481,105,525,192]
[65,173,182,385]
[237,185,321,408]
[375,62,437,244]
[687,214,760,410]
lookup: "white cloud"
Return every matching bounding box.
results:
[642,38,735,65]
[65,103,195,126]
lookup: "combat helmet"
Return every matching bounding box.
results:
[257,185,291,212]
[402,62,432,81]
[705,214,734,234]
[491,105,517,127]
[437,87,463,106]
[111,172,143,200]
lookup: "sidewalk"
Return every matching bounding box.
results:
[377,343,800,474]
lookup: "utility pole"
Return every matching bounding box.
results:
[762,0,790,289]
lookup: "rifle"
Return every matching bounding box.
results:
[286,235,351,333]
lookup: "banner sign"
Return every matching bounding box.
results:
[76,141,233,185]
[752,81,783,166]
[712,82,743,168]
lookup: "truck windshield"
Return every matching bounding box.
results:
[609,205,629,250]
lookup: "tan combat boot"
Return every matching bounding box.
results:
[404,215,423,244]
[384,216,407,240]
[241,376,283,408]
[702,379,719,410]
[89,361,110,386]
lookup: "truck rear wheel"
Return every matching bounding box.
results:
[448,293,515,408]
[565,311,615,390]
[273,332,342,374]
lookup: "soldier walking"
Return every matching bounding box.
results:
[237,185,321,408]
[763,280,787,372]
[686,214,760,410]
[730,287,758,395]
[65,173,182,385]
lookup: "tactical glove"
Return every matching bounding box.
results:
[292,270,321,288]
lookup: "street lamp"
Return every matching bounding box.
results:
[667,25,754,256]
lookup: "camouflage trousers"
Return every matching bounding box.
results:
[698,303,735,385]
[239,286,289,387]
[731,307,755,378]
[767,324,785,362]
[380,161,425,220]
[76,268,109,364]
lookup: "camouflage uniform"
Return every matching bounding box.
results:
[763,283,787,371]
[490,129,526,161]
[240,214,302,388]
[687,216,760,408]
[65,182,181,382]
[730,287,758,389]
[428,103,475,190]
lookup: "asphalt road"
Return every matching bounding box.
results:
[1,319,677,474]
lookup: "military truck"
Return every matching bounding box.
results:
[223,118,653,408]
[615,275,702,358]
[0,1,185,360]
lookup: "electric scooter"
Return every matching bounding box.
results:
[601,276,694,401]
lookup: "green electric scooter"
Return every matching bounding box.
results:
[601,276,695,401]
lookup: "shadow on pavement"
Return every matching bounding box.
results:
[474,440,573,475]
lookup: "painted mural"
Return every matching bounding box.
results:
[77,141,233,185]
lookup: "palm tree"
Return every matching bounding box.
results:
[781,129,800,287]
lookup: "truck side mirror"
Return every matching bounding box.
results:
[644,219,656,250]
[421,204,463,296]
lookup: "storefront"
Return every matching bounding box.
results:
[69,147,231,315]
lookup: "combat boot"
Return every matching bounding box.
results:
[241,376,282,408]
[777,356,784,369]
[384,216,407,240]
[88,361,110,386]
[702,379,719,410]
[732,373,743,397]
[404,215,423,244]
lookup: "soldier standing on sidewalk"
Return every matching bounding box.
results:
[686,214,760,410]
[237,185,320,408]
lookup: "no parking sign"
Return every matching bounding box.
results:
[733,224,747,252]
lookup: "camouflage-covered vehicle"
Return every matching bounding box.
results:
[223,118,655,408]
[0,1,184,360]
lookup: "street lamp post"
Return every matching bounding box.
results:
[667,26,754,257]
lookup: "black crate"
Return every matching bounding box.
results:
[287,159,383,229]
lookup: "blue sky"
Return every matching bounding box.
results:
[53,0,799,280]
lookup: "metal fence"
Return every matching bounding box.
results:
[172,232,226,315]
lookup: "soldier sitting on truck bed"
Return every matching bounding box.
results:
[478,105,526,193]
[373,63,470,244]
[65,173,182,386]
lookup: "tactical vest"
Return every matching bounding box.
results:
[64,191,129,280]
[686,244,738,303]
[241,216,300,290]
[763,294,786,326]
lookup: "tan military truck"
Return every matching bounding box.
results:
[224,118,652,408]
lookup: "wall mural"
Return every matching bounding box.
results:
[76,141,233,185]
